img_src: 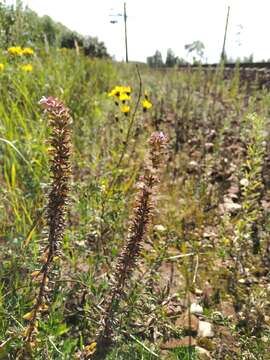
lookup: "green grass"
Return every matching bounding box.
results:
[0,48,270,359]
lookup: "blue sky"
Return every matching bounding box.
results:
[5,0,270,63]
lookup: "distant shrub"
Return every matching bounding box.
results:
[82,36,110,59]
[60,31,83,49]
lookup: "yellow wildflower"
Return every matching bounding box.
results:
[23,311,35,321]
[30,270,40,277]
[119,92,131,102]
[20,64,33,72]
[108,86,122,97]
[122,86,132,95]
[39,304,49,312]
[108,85,132,98]
[84,342,97,356]
[120,105,130,115]
[22,47,34,56]
[8,46,23,55]
[142,99,152,111]
[0,63,4,71]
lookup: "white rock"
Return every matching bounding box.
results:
[195,288,203,296]
[223,199,241,213]
[154,224,166,233]
[190,303,203,315]
[240,178,249,187]
[198,321,214,338]
[238,278,246,284]
[188,161,199,170]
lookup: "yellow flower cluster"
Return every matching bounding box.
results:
[108,85,132,115]
[142,90,152,112]
[108,85,131,98]
[7,46,22,55]
[20,64,33,72]
[142,99,152,111]
[2,46,35,73]
[8,46,34,56]
[0,62,33,73]
[108,85,153,115]
[22,47,34,55]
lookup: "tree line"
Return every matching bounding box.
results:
[147,41,258,68]
[147,41,206,68]
[0,0,109,58]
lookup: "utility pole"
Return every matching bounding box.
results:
[124,2,128,63]
[109,3,129,62]
[221,6,230,62]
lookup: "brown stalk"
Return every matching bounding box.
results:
[22,97,72,353]
[84,131,167,359]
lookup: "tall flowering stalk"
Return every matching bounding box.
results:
[84,132,167,359]
[22,97,72,349]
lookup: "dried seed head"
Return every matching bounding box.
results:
[91,131,167,358]
[148,131,168,169]
[149,131,167,147]
[23,97,72,347]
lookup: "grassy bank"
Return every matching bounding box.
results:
[1,49,270,359]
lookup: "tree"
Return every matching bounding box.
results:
[185,40,205,63]
[176,57,188,65]
[0,3,15,47]
[147,50,163,68]
[60,31,83,49]
[241,54,254,63]
[165,48,177,67]
[40,15,58,45]
[83,36,109,58]
[0,2,110,58]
